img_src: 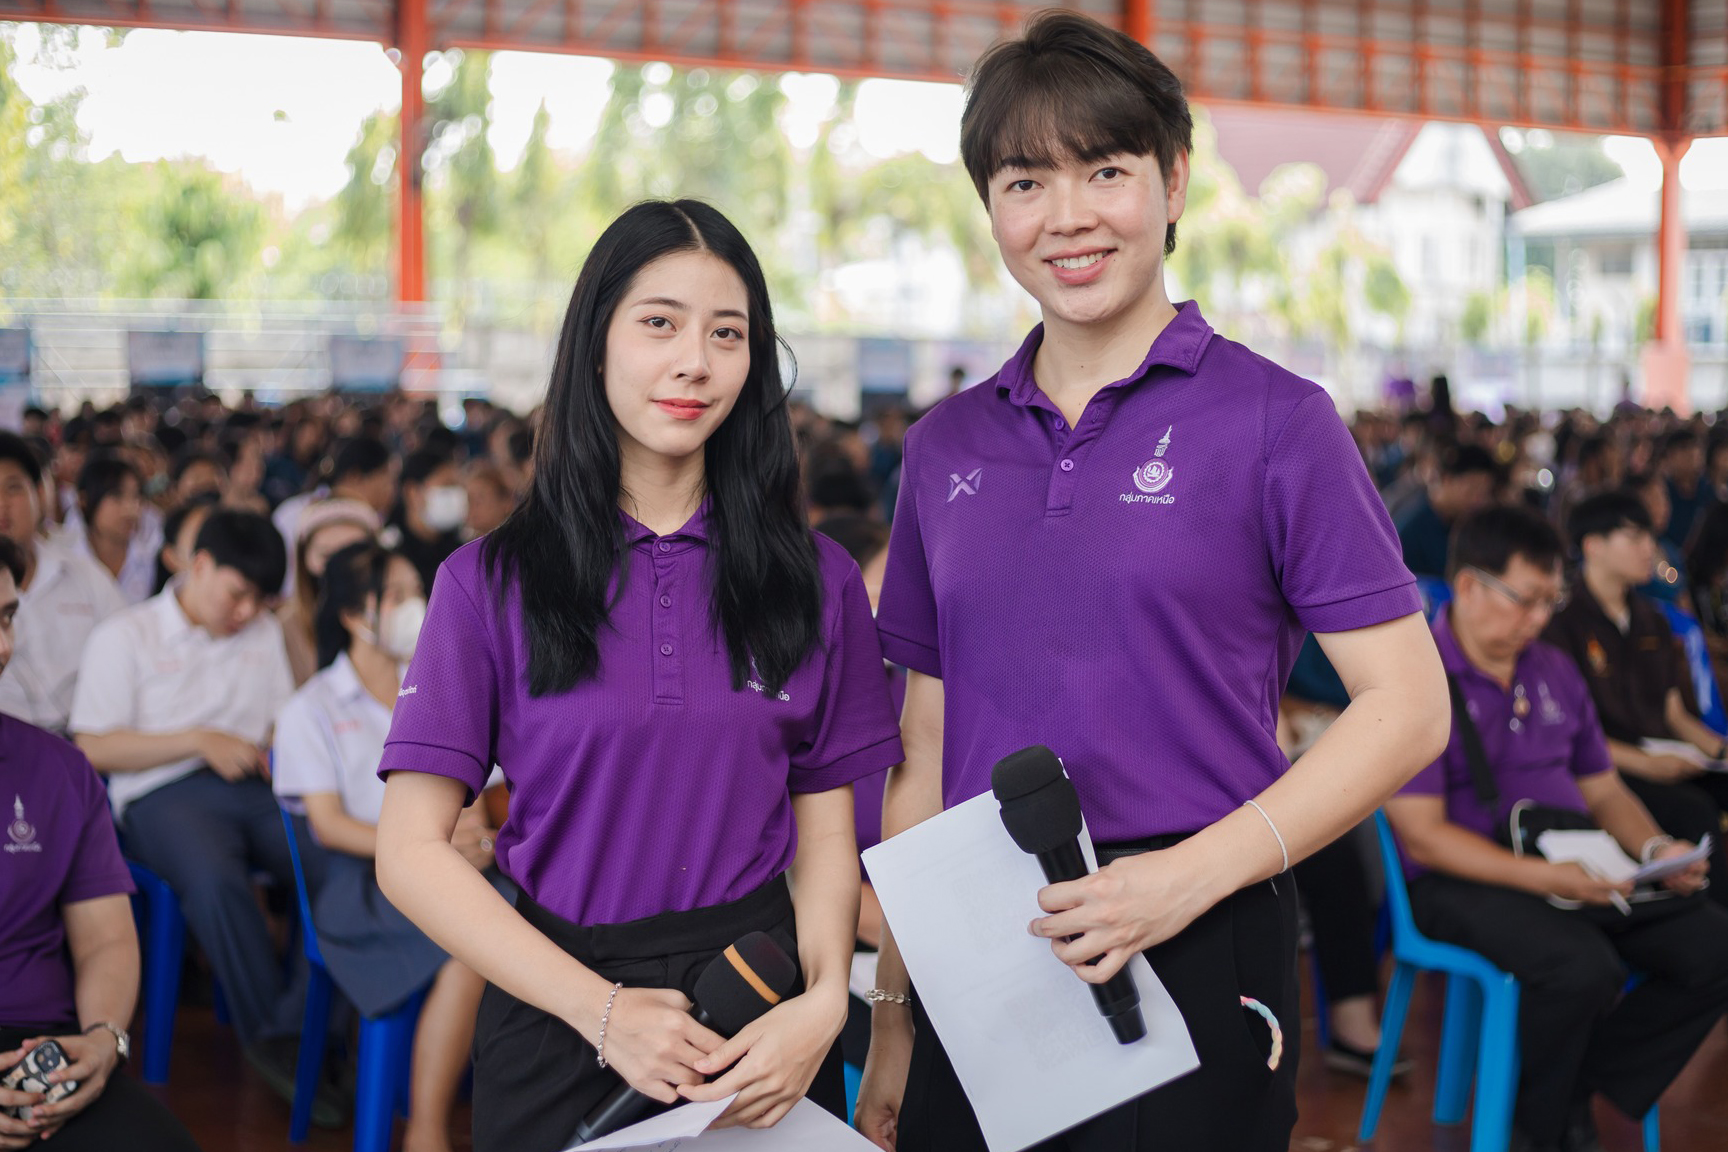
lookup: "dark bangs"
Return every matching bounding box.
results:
[960,9,1193,254]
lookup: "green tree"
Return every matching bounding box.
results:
[331,108,399,277]
[423,49,501,310]
[114,162,266,299]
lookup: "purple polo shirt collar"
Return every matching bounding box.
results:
[995,301,1215,412]
[620,500,711,549]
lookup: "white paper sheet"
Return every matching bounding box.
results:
[566,1097,876,1151]
[565,1097,734,1150]
[862,792,1201,1152]
[1639,737,1728,772]
[849,950,877,1002]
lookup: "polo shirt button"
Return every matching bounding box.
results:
[658,541,671,553]
[660,643,673,656]
[1054,418,1065,430]
[660,595,672,608]
[1060,459,1074,472]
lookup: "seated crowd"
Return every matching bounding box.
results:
[5,383,1728,1152]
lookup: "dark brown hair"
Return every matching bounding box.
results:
[960,9,1193,255]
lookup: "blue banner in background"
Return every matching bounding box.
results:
[0,328,31,432]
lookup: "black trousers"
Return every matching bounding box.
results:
[0,1026,200,1152]
[899,869,1301,1152]
[469,875,845,1152]
[1622,772,1728,908]
[1292,824,1381,1004]
[1409,874,1728,1143]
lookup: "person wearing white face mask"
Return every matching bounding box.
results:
[385,450,468,596]
[273,541,506,1152]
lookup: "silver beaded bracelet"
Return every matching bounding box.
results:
[866,988,913,1006]
[595,982,623,1069]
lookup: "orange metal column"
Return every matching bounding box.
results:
[396,0,428,304]
[1642,136,1692,412]
[1123,0,1150,44]
[1641,0,1691,411]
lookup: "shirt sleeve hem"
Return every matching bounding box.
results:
[792,733,907,794]
[378,741,487,804]
[60,869,137,905]
[878,631,941,679]
[1296,582,1424,634]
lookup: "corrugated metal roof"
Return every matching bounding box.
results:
[2,0,1721,137]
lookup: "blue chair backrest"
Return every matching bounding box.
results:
[278,805,326,969]
[1415,576,1452,622]
[1373,811,1421,960]
[1658,601,1727,736]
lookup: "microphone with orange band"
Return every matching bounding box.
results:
[568,931,799,1144]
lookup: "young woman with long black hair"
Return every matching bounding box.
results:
[375,200,903,1151]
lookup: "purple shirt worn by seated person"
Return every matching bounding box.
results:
[0,713,136,1028]
[378,510,905,927]
[876,301,1420,841]
[1396,608,1608,878]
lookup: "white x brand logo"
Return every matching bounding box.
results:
[948,468,982,501]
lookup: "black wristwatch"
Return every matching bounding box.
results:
[83,1022,129,1064]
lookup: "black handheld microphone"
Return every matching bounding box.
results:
[992,745,1147,1045]
[567,931,799,1145]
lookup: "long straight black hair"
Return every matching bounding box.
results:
[484,199,821,698]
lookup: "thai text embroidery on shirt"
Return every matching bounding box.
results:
[398,685,418,698]
[746,659,791,702]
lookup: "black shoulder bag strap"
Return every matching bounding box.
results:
[1446,674,1501,813]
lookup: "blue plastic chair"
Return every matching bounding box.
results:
[1658,602,1728,736]
[1361,812,1659,1152]
[1415,575,1453,621]
[279,805,426,1150]
[126,860,187,1085]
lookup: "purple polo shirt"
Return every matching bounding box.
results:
[1397,609,1608,877]
[853,666,906,882]
[378,510,904,927]
[876,302,1420,840]
[1,713,135,1028]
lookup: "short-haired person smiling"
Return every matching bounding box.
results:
[375,200,903,1151]
[858,12,1449,1152]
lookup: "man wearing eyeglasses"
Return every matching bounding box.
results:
[1387,504,1728,1152]
[1543,490,1728,906]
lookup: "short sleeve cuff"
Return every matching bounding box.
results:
[378,740,488,804]
[61,868,137,906]
[878,631,941,679]
[792,732,906,795]
[1296,581,1423,635]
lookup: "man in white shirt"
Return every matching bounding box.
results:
[0,434,128,733]
[69,508,322,1095]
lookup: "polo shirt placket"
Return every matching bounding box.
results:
[648,535,687,706]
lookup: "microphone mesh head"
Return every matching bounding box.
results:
[692,932,798,1037]
[991,746,1064,801]
[992,746,1083,853]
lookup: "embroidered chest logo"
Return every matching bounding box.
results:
[1536,681,1566,725]
[1586,638,1609,677]
[6,795,41,854]
[947,468,982,502]
[1121,426,1176,505]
